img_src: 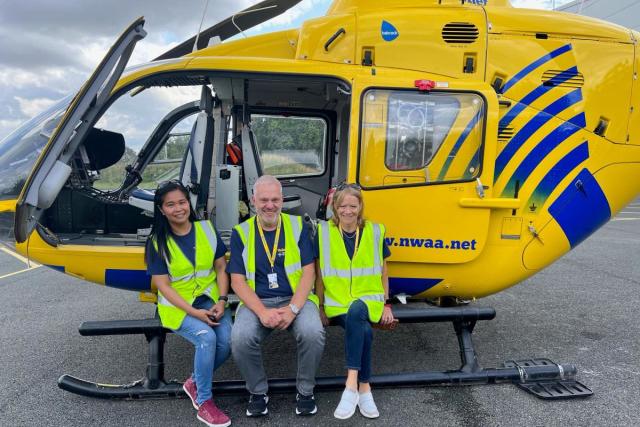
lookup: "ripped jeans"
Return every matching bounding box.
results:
[174,295,232,405]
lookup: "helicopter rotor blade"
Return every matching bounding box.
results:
[154,0,302,61]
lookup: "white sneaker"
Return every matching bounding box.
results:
[334,388,359,419]
[358,391,380,418]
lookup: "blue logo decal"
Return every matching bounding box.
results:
[381,21,399,42]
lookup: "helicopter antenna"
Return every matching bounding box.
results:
[232,5,277,39]
[193,0,211,52]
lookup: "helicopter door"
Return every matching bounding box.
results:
[355,79,498,265]
[179,86,215,214]
[14,18,146,243]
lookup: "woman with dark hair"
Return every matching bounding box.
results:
[145,180,232,427]
[315,183,395,420]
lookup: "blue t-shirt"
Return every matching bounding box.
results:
[226,219,315,299]
[314,224,392,260]
[146,221,227,276]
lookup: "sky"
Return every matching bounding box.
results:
[0,0,575,141]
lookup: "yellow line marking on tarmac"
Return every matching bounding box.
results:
[0,247,40,267]
[0,266,41,281]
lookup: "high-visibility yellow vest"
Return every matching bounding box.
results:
[154,220,220,330]
[317,220,385,322]
[234,213,319,306]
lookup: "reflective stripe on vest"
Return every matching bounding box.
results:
[318,220,385,322]
[155,220,220,329]
[234,214,318,306]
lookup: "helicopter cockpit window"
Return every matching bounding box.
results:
[139,129,192,189]
[0,95,72,201]
[91,86,200,190]
[359,89,484,188]
[251,114,326,177]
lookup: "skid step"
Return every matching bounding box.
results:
[516,380,593,399]
[503,359,593,399]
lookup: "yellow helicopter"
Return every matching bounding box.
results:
[1,0,632,399]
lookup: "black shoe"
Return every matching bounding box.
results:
[296,393,318,416]
[246,394,269,417]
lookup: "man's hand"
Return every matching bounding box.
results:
[258,308,282,329]
[275,306,297,330]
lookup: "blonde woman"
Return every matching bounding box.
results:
[315,183,395,420]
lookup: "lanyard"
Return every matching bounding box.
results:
[340,224,359,256]
[257,215,281,271]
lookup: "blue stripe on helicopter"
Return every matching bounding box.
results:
[500,66,579,129]
[549,168,610,248]
[45,264,65,272]
[463,147,481,179]
[105,269,152,291]
[438,110,482,181]
[389,277,442,295]
[501,44,572,94]
[527,141,589,209]
[495,88,583,181]
[500,113,583,197]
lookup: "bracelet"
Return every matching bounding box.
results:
[218,295,229,302]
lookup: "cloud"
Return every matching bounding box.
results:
[0,0,258,141]
[14,97,59,118]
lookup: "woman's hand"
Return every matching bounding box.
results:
[193,308,219,327]
[380,305,395,324]
[211,300,226,322]
[319,309,330,327]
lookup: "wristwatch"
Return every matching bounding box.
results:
[289,303,300,316]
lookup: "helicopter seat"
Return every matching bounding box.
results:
[128,188,155,213]
[128,87,213,216]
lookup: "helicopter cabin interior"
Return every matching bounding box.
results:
[39,72,352,246]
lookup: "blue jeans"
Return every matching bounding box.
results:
[174,295,232,405]
[333,300,372,383]
[231,297,325,395]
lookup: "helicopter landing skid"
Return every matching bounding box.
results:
[57,305,592,400]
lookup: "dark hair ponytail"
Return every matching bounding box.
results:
[144,180,198,266]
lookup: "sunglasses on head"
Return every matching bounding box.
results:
[335,181,362,191]
[157,179,187,191]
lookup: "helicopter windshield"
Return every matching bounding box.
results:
[0,95,73,201]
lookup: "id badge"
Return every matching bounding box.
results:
[267,272,279,289]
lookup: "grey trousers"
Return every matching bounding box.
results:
[231,296,326,396]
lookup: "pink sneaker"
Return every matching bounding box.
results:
[197,400,231,427]
[183,377,199,410]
